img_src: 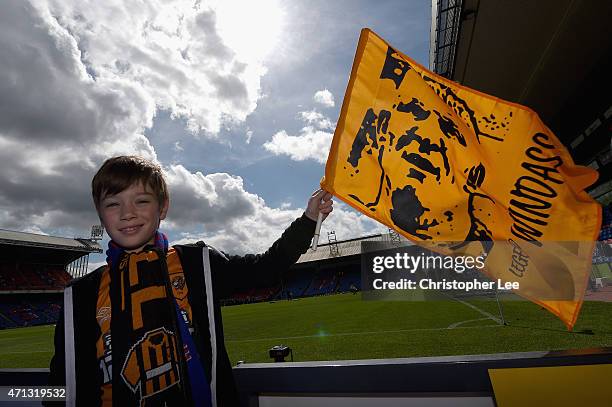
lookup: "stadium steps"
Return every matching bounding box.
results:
[332,274,341,293]
[301,277,315,297]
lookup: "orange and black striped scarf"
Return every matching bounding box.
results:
[105,244,190,406]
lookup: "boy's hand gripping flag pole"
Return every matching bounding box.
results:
[311,211,324,251]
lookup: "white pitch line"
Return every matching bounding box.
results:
[447,317,493,329]
[225,324,501,343]
[451,297,502,325]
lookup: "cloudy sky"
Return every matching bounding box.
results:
[0,0,431,268]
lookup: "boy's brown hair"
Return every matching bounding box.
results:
[92,156,168,210]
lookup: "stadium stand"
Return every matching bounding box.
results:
[586,204,612,299]
[279,271,312,299]
[0,264,72,291]
[0,294,62,328]
[598,204,612,243]
[304,269,341,296]
[336,269,361,293]
[0,228,101,330]
[228,286,280,305]
[223,233,404,305]
[287,232,406,298]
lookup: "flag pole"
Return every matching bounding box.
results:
[311,211,324,251]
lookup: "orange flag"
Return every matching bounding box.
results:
[321,29,602,330]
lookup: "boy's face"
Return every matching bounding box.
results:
[98,182,169,252]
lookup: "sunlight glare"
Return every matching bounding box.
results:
[213,0,285,63]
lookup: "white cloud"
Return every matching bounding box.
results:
[39,0,267,136]
[263,108,335,163]
[299,110,334,130]
[0,0,273,235]
[172,205,304,254]
[313,89,335,107]
[170,200,381,254]
[164,164,259,230]
[19,225,49,235]
[263,128,332,164]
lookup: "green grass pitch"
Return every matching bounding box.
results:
[1,294,611,368]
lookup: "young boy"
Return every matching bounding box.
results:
[47,156,333,406]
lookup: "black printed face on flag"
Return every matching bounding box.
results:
[344,46,497,247]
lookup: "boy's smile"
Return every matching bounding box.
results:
[98,182,169,252]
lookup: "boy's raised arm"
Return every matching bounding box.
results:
[213,189,333,296]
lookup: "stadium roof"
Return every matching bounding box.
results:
[0,228,102,253]
[296,232,413,264]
